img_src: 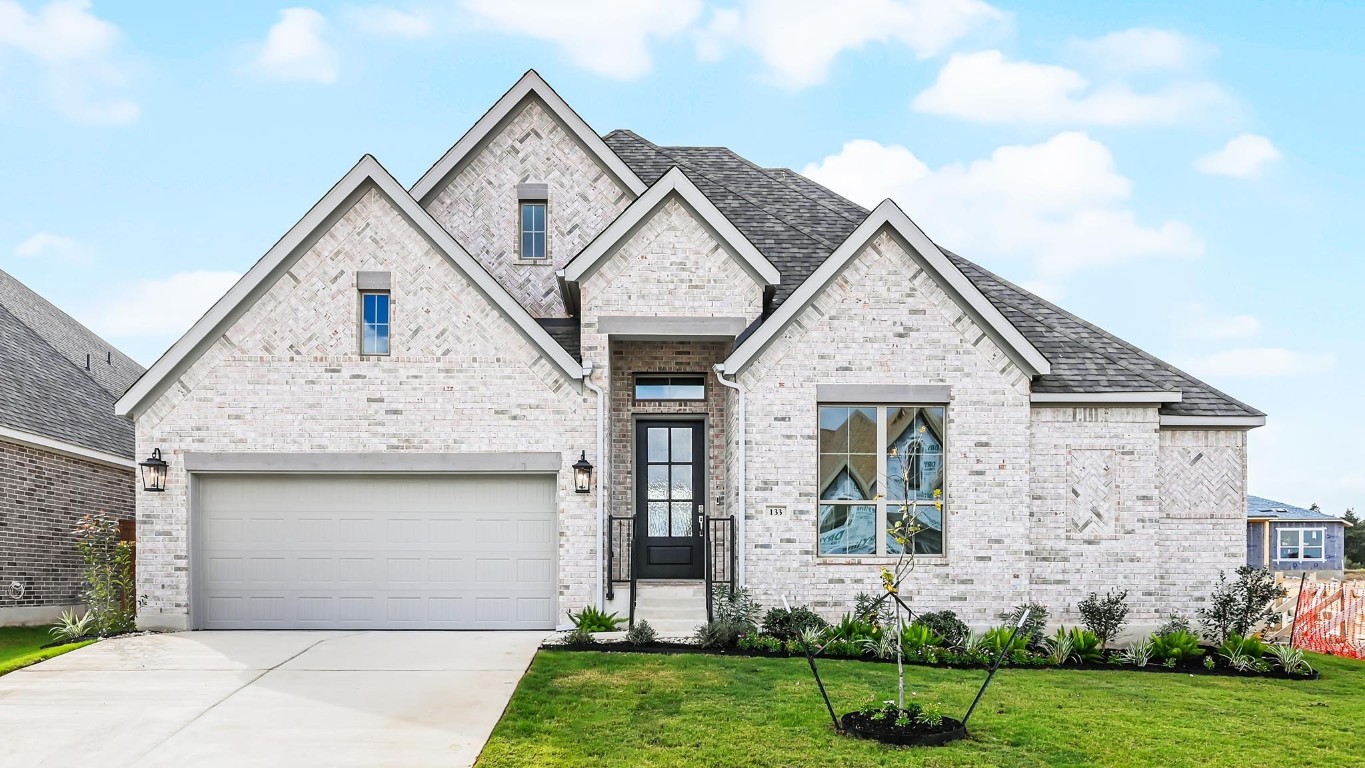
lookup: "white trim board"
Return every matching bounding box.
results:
[410,69,646,203]
[722,199,1050,377]
[1159,414,1266,428]
[0,427,135,469]
[115,155,584,417]
[560,166,780,286]
[1031,391,1181,404]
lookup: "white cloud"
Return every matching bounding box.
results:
[913,50,1227,125]
[802,132,1202,281]
[1069,28,1211,73]
[1195,134,1281,179]
[1181,347,1335,379]
[1178,303,1261,340]
[253,7,338,84]
[13,232,90,261]
[461,0,701,80]
[696,0,1006,88]
[342,5,432,39]
[83,270,241,338]
[0,0,138,123]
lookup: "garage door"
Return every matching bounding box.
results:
[193,474,556,630]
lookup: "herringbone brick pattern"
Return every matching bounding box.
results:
[1067,448,1115,535]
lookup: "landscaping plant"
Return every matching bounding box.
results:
[49,609,97,644]
[900,622,945,654]
[915,610,969,649]
[712,585,761,629]
[1066,628,1104,663]
[1217,633,1267,672]
[73,512,135,636]
[624,620,657,646]
[694,620,745,648]
[1118,635,1154,667]
[1156,615,1192,636]
[565,606,624,632]
[1046,629,1076,665]
[1077,589,1129,650]
[1149,630,1205,665]
[1266,643,1314,675]
[1197,566,1286,644]
[854,592,893,629]
[761,605,828,640]
[1003,602,1049,649]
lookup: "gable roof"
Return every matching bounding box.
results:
[603,130,1262,422]
[409,70,647,205]
[1247,495,1350,525]
[560,166,781,288]
[0,284,136,462]
[723,198,1051,377]
[116,155,585,418]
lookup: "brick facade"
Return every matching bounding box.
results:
[0,439,134,620]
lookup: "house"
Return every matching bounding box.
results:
[1247,495,1349,576]
[115,71,1263,634]
[0,268,142,625]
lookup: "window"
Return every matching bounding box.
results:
[360,292,390,355]
[520,202,547,259]
[634,374,706,401]
[817,405,945,557]
[1277,527,1325,560]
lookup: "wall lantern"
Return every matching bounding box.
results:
[572,451,594,494]
[139,448,169,493]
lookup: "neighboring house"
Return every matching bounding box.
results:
[116,71,1264,634]
[0,269,143,625]
[1247,495,1349,576]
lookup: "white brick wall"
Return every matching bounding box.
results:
[134,187,597,630]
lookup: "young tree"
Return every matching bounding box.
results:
[1343,508,1364,569]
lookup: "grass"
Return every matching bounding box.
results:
[0,626,94,676]
[478,649,1365,768]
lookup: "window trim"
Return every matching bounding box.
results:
[1276,526,1326,562]
[633,373,707,403]
[358,290,391,356]
[519,200,548,261]
[815,402,947,559]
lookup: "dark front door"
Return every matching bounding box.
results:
[635,420,705,579]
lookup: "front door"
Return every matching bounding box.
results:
[635,420,705,579]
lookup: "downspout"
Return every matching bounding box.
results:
[583,362,607,611]
[713,365,746,586]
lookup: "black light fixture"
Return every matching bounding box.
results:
[139,448,169,493]
[572,451,594,494]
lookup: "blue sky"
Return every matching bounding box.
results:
[1,1,1360,514]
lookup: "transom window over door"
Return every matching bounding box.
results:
[818,405,945,557]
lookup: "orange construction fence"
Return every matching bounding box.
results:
[1290,578,1365,660]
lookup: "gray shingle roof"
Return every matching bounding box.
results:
[0,269,140,458]
[601,130,1260,419]
[1247,495,1348,524]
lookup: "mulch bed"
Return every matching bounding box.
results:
[541,640,1320,680]
[839,711,968,747]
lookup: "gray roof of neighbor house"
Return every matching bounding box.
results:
[602,130,1261,420]
[1247,495,1350,524]
[0,268,142,458]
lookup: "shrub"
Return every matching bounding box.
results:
[1156,615,1192,636]
[624,620,657,646]
[1217,633,1267,672]
[828,613,881,645]
[1266,643,1314,675]
[73,513,135,636]
[562,627,596,646]
[915,610,969,648]
[1002,602,1049,649]
[822,639,864,658]
[863,632,899,660]
[900,622,945,653]
[1078,589,1129,650]
[1118,635,1154,667]
[982,625,1031,659]
[49,609,97,644]
[694,620,746,648]
[712,585,761,630]
[1064,627,1103,663]
[1198,567,1286,644]
[1150,630,1205,665]
[737,634,783,653]
[853,592,893,628]
[565,606,624,632]
[760,605,829,640]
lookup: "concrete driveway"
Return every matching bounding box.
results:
[0,630,545,767]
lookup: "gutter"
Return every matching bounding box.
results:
[583,362,607,610]
[712,365,746,586]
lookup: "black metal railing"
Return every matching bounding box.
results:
[703,515,737,623]
[606,515,637,626]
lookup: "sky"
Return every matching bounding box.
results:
[0,1,1361,515]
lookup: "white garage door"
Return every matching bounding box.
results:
[193,474,556,630]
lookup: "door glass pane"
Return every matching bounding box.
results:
[647,502,668,536]
[646,466,669,500]
[670,465,693,500]
[671,428,693,462]
[671,502,693,537]
[647,428,668,462]
[818,504,876,555]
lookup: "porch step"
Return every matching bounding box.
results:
[633,581,707,638]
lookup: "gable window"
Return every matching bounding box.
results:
[818,404,945,557]
[1277,527,1325,560]
[635,374,706,401]
[360,291,390,355]
[520,201,547,259]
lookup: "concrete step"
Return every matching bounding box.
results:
[634,619,702,637]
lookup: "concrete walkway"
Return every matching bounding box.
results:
[0,630,545,767]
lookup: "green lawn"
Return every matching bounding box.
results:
[478,650,1365,768]
[0,626,94,676]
